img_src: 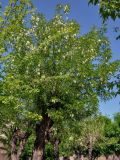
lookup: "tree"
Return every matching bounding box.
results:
[93,115,120,160]
[1,1,120,160]
[73,116,105,160]
[0,1,35,159]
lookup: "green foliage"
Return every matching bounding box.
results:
[1,1,119,123]
[45,142,54,160]
[20,134,35,160]
[56,4,70,15]
[93,115,120,157]
[114,112,120,126]
[88,0,120,39]
[88,0,120,21]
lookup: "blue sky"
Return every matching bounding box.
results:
[2,0,120,117]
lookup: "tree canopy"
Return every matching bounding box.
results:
[0,1,120,159]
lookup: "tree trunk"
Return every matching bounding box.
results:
[118,155,120,160]
[77,152,83,160]
[80,155,84,160]
[53,138,60,160]
[112,155,116,160]
[17,132,30,159]
[105,155,109,160]
[63,157,70,160]
[88,144,93,160]
[11,129,31,160]
[75,150,82,160]
[32,114,52,160]
[11,130,18,160]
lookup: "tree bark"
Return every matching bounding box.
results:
[118,155,120,160]
[11,129,31,160]
[80,155,84,160]
[112,155,116,160]
[105,155,109,160]
[88,143,93,160]
[11,129,18,160]
[53,138,60,160]
[63,157,70,160]
[32,114,52,160]
[17,132,30,159]
[76,150,83,160]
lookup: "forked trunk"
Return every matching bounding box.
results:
[11,129,30,160]
[17,136,30,159]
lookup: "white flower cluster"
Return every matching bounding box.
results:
[31,15,39,22]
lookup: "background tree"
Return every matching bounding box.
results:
[93,114,120,160]
[74,116,105,160]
